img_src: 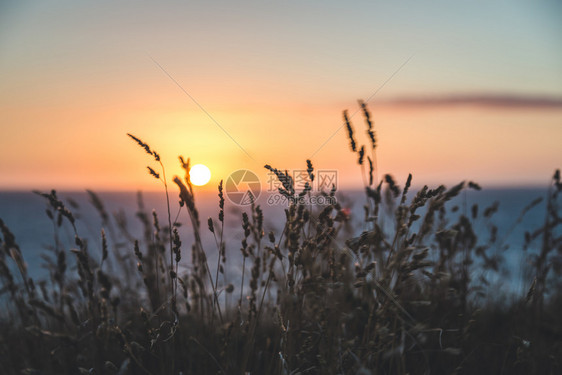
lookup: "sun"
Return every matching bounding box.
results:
[189,164,211,186]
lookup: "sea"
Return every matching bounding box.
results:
[0,187,556,301]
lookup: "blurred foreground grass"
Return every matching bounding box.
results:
[1,103,561,374]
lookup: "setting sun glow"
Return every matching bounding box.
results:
[0,2,560,191]
[189,164,211,186]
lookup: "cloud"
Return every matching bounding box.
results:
[383,94,562,110]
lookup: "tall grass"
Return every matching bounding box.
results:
[0,103,561,374]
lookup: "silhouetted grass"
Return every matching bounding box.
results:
[0,103,561,374]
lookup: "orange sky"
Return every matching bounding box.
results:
[1,1,561,192]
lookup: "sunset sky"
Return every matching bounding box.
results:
[1,1,561,192]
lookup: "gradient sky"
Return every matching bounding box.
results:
[1,0,561,192]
